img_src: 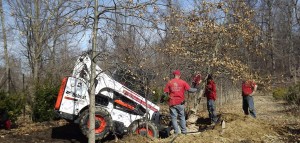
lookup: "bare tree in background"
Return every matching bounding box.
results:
[8,0,82,119]
[71,0,162,141]
[0,0,10,94]
[43,1,80,85]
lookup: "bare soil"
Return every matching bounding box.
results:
[0,94,299,143]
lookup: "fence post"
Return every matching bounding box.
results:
[220,78,223,106]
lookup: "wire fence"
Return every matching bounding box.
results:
[186,77,241,114]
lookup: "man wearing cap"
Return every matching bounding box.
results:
[164,70,197,135]
[242,79,257,118]
[204,74,218,125]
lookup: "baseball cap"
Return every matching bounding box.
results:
[173,70,181,75]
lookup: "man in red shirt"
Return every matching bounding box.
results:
[204,74,218,125]
[192,72,202,88]
[242,79,257,118]
[164,70,196,135]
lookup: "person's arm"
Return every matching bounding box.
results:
[198,75,202,84]
[188,87,197,93]
[184,80,197,93]
[163,82,170,93]
[250,82,257,96]
[206,82,212,91]
[212,81,217,99]
[212,82,216,92]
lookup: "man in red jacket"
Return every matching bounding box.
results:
[164,70,196,135]
[242,79,257,118]
[204,74,218,125]
[192,72,202,88]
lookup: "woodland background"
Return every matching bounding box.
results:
[0,0,299,123]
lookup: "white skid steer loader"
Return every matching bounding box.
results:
[54,53,163,140]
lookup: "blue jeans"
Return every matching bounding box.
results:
[169,104,186,134]
[207,99,217,123]
[242,96,256,118]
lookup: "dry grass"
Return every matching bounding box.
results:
[0,95,299,143]
[109,95,300,143]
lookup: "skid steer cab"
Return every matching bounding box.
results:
[54,54,163,140]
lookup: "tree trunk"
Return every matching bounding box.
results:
[266,0,275,75]
[88,0,98,142]
[0,0,10,94]
[287,1,297,83]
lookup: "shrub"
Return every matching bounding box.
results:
[272,87,288,100]
[0,91,25,123]
[273,82,300,106]
[285,82,300,106]
[150,87,164,103]
[32,85,59,122]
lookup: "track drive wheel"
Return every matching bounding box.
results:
[128,120,159,138]
[79,107,113,140]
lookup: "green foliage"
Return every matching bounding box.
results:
[273,82,300,106]
[150,87,169,104]
[272,87,288,100]
[285,82,300,106]
[150,87,164,103]
[32,85,59,122]
[0,91,25,123]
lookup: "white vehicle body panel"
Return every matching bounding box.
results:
[56,54,160,128]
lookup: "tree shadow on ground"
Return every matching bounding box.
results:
[277,123,300,143]
[274,102,300,115]
[51,123,133,143]
[51,123,87,143]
